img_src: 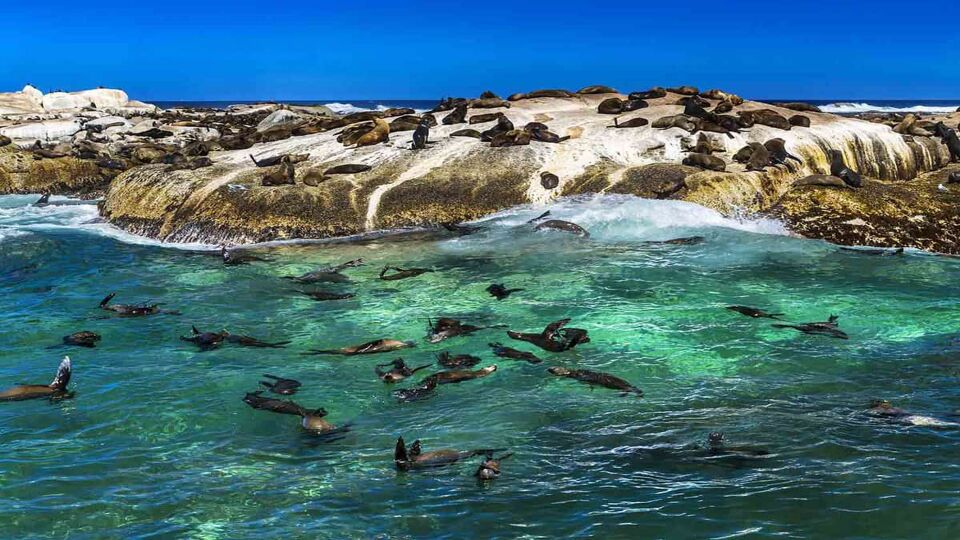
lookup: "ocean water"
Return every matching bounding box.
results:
[2,194,960,539]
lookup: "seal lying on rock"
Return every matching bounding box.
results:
[285,258,364,283]
[306,338,416,356]
[355,118,390,147]
[789,114,811,127]
[534,220,590,237]
[0,357,72,402]
[682,153,725,171]
[778,102,821,113]
[652,114,699,133]
[578,85,618,94]
[792,175,852,189]
[772,315,848,339]
[507,318,590,352]
[394,437,506,471]
[701,89,744,105]
[450,128,482,138]
[763,139,802,165]
[727,306,783,319]
[739,109,791,130]
[540,171,560,189]
[547,367,643,397]
[442,104,468,125]
[376,358,431,383]
[629,88,667,100]
[488,342,542,364]
[829,150,863,188]
[932,122,960,161]
[480,115,515,141]
[612,117,649,128]
[666,85,699,96]
[249,153,308,168]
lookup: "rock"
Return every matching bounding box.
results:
[257,109,307,132]
[0,120,81,141]
[75,89,129,109]
[85,116,130,132]
[41,92,94,111]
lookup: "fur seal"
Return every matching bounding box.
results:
[534,219,590,237]
[507,318,590,352]
[713,100,734,114]
[696,432,770,459]
[598,98,625,114]
[612,117,649,129]
[488,342,542,364]
[676,95,711,108]
[839,246,904,256]
[442,104,468,125]
[98,292,176,316]
[540,171,560,189]
[829,150,863,188]
[325,164,371,175]
[486,283,523,300]
[947,171,960,184]
[242,391,343,435]
[629,88,667,100]
[789,114,811,127]
[475,452,513,480]
[300,290,356,301]
[682,153,725,171]
[507,89,575,101]
[436,352,481,369]
[379,266,433,281]
[666,85,699,95]
[0,357,72,402]
[772,315,848,339]
[393,376,438,402]
[792,175,852,189]
[686,133,724,154]
[868,400,959,428]
[305,338,415,356]
[481,115,515,141]
[261,162,295,186]
[181,326,289,351]
[739,109,791,130]
[489,130,531,147]
[394,437,506,471]
[426,318,499,344]
[34,193,51,206]
[547,367,643,397]
[733,142,770,171]
[285,258,364,284]
[577,85,618,94]
[249,153,308,168]
[727,306,783,319]
[62,331,101,348]
[259,374,301,395]
[355,118,390,147]
[469,112,502,124]
[450,129,482,139]
[222,246,271,266]
[652,114,699,132]
[701,89,744,105]
[644,236,705,246]
[763,139,801,165]
[412,118,430,150]
[777,102,821,113]
[933,122,960,161]
[525,123,566,143]
[429,365,497,384]
[376,358,431,383]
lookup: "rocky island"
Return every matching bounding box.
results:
[2,84,959,252]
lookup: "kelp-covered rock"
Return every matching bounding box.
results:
[0,146,106,196]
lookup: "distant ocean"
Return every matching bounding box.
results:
[152,99,960,116]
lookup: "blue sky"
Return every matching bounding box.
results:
[3,0,958,100]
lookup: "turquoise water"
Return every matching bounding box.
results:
[1,193,959,539]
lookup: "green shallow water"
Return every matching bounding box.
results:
[1,194,959,539]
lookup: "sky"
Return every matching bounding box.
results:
[3,0,959,101]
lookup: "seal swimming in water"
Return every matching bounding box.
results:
[644,236,705,246]
[379,266,433,281]
[305,338,416,356]
[486,283,523,300]
[507,318,590,352]
[475,452,514,481]
[376,358,432,383]
[299,290,356,301]
[285,258,364,284]
[695,432,770,459]
[393,376,438,402]
[426,318,502,343]
[829,150,863,188]
[867,400,960,428]
[429,365,497,384]
[412,117,430,150]
[441,222,484,236]
[98,292,177,316]
[181,326,290,351]
[259,374,302,395]
[34,193,51,206]
[772,315,848,339]
[547,367,643,397]
[839,246,904,256]
[726,306,784,319]
[488,342,542,364]
[242,391,344,435]
[62,331,101,348]
[436,352,481,369]
[0,356,72,402]
[394,437,507,471]
[534,219,590,237]
[222,246,271,266]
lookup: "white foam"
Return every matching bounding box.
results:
[0,195,216,250]
[474,194,788,240]
[322,102,428,115]
[819,102,960,114]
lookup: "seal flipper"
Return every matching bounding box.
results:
[395,436,409,463]
[49,356,71,391]
[99,293,116,308]
[525,210,551,224]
